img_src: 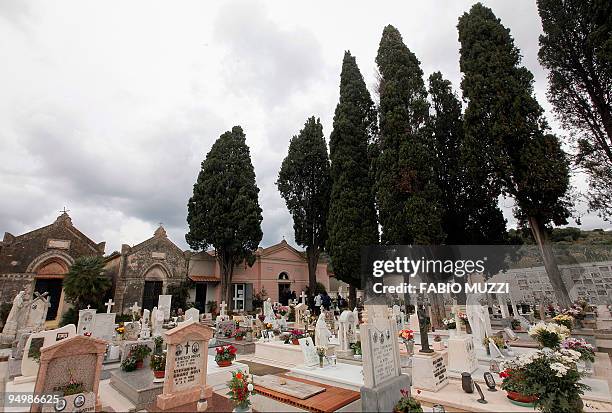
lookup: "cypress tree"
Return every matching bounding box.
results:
[375,25,445,245]
[327,51,379,308]
[186,126,263,309]
[537,0,612,221]
[458,3,573,307]
[276,117,331,294]
[428,71,508,248]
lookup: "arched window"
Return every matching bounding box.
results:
[278,272,289,281]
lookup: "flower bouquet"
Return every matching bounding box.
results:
[150,353,166,379]
[528,322,569,349]
[316,346,326,368]
[499,348,589,411]
[215,345,237,367]
[289,329,306,345]
[442,317,456,329]
[393,388,423,413]
[398,329,415,355]
[562,338,595,363]
[278,306,289,317]
[234,328,247,341]
[552,314,574,330]
[226,369,255,413]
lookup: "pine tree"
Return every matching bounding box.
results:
[537,0,612,221]
[327,51,379,308]
[63,256,112,310]
[458,3,573,307]
[375,25,445,245]
[186,126,263,309]
[276,117,331,293]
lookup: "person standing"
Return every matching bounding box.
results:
[314,293,322,315]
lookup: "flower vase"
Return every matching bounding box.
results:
[235,336,243,341]
[232,404,252,413]
[135,359,144,370]
[404,340,414,356]
[291,339,299,345]
[319,356,324,368]
[217,360,232,367]
[506,391,537,407]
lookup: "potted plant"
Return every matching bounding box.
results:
[227,369,255,413]
[552,314,574,331]
[510,319,521,331]
[458,312,471,334]
[562,337,596,371]
[499,348,589,411]
[130,344,152,369]
[528,322,570,349]
[351,341,362,359]
[121,356,138,372]
[398,329,415,355]
[432,334,444,351]
[394,388,423,413]
[442,316,456,331]
[215,345,237,367]
[153,335,164,354]
[289,329,306,345]
[150,353,166,379]
[234,329,246,341]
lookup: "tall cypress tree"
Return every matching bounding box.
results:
[428,71,508,248]
[375,25,445,245]
[537,0,612,221]
[277,117,331,294]
[186,126,263,309]
[327,51,379,308]
[458,3,573,307]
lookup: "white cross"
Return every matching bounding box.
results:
[130,302,141,315]
[300,291,307,305]
[220,301,227,316]
[86,305,91,309]
[105,299,115,314]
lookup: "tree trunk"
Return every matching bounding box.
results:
[218,251,235,311]
[306,246,319,293]
[528,215,572,308]
[348,284,357,310]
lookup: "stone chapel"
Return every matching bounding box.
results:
[0,212,105,327]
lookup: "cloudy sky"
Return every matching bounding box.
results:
[0,0,607,253]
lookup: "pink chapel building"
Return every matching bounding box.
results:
[188,239,333,311]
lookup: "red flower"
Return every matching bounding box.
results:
[499,370,510,379]
[216,347,223,353]
[236,372,243,380]
[416,389,421,395]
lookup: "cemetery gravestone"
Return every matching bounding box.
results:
[298,337,319,367]
[158,295,172,320]
[19,325,77,383]
[92,313,116,342]
[185,308,200,323]
[77,308,97,336]
[156,320,214,410]
[294,303,307,330]
[360,304,410,412]
[31,335,107,413]
[123,321,141,341]
[25,293,50,332]
[337,310,356,358]
[412,351,448,392]
[447,335,478,374]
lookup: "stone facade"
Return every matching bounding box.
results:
[0,213,105,325]
[105,226,190,314]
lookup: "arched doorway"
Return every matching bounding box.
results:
[142,264,169,311]
[33,259,69,324]
[278,272,291,305]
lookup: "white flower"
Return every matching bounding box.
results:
[247,383,254,392]
[550,362,569,377]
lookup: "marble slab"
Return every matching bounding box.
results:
[255,375,326,399]
[289,362,364,391]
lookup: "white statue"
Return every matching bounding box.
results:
[142,309,151,326]
[2,291,27,339]
[263,298,275,323]
[151,306,164,336]
[315,313,332,347]
[466,293,487,351]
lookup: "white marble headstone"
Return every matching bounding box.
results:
[19,324,76,382]
[298,337,319,367]
[77,308,97,336]
[158,295,172,320]
[92,313,116,341]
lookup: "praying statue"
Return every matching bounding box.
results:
[263,298,275,323]
[2,291,26,338]
[315,313,332,347]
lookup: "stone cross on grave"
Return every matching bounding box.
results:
[130,302,141,320]
[300,291,307,305]
[219,301,227,316]
[105,299,115,314]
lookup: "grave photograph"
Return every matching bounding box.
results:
[1,0,612,412]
